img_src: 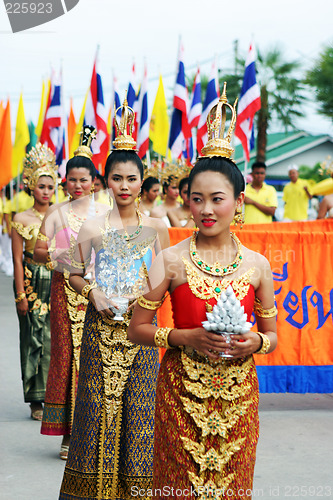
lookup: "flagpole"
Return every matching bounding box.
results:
[166,35,182,159]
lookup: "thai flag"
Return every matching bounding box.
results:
[136,64,149,159]
[85,60,109,171]
[188,68,202,129]
[169,42,191,159]
[127,63,138,142]
[40,71,67,171]
[235,44,261,162]
[196,60,219,155]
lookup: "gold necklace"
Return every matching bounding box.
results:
[107,208,143,241]
[31,207,44,221]
[189,231,243,277]
[67,203,87,233]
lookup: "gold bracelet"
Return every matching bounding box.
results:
[15,292,26,303]
[37,232,49,242]
[253,297,277,318]
[45,254,56,271]
[254,332,271,354]
[81,283,97,299]
[137,295,164,311]
[154,327,174,349]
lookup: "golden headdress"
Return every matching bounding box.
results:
[144,158,192,185]
[74,125,97,159]
[200,82,238,159]
[23,143,57,191]
[112,94,137,151]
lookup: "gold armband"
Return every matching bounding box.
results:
[254,297,277,318]
[254,332,271,354]
[37,232,49,242]
[15,292,26,303]
[154,327,174,349]
[81,283,97,299]
[137,295,164,311]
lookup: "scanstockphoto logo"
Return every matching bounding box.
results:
[4,0,80,33]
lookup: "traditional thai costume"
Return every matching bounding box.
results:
[41,216,89,436]
[12,143,58,407]
[59,212,159,500]
[153,262,259,499]
[11,218,52,403]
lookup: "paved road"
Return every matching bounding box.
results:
[1,270,333,500]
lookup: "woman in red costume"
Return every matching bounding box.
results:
[128,85,277,499]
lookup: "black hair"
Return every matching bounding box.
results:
[65,155,96,180]
[251,161,266,171]
[162,175,178,195]
[179,176,189,194]
[95,172,107,189]
[104,150,144,181]
[188,157,245,199]
[142,176,159,193]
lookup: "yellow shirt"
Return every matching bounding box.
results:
[4,191,34,214]
[244,182,278,224]
[283,179,310,221]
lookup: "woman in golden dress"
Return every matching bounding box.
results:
[128,86,277,499]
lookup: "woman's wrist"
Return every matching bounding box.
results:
[254,332,271,354]
[15,291,26,303]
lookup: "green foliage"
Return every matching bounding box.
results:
[298,162,331,183]
[305,44,333,120]
[256,46,306,131]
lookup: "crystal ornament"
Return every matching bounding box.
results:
[202,285,252,357]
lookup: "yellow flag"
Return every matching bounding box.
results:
[149,75,169,156]
[12,93,30,176]
[35,79,50,140]
[0,100,13,190]
[70,91,88,158]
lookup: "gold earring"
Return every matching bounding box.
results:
[136,191,142,209]
[90,185,95,195]
[233,208,244,229]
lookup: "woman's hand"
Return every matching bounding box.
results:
[186,327,232,360]
[16,297,29,316]
[89,289,119,319]
[224,331,262,358]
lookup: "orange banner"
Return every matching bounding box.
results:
[157,220,333,392]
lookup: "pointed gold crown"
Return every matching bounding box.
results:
[74,125,97,159]
[112,94,137,151]
[144,158,192,184]
[201,82,238,159]
[23,143,58,190]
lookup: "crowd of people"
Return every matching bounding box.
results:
[0,87,331,500]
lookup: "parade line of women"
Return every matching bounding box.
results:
[11,88,277,500]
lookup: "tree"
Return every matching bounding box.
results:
[255,47,306,162]
[305,45,333,121]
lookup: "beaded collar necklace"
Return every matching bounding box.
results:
[108,208,143,241]
[189,231,243,277]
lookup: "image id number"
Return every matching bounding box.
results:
[5,3,53,14]
[285,485,332,496]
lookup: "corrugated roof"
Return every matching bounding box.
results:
[234,131,332,171]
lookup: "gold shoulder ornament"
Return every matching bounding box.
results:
[253,297,277,318]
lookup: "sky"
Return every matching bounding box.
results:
[1,0,333,137]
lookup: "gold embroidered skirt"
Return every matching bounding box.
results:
[59,303,159,500]
[152,348,259,500]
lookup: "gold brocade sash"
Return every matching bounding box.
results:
[97,309,140,428]
[63,273,88,372]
